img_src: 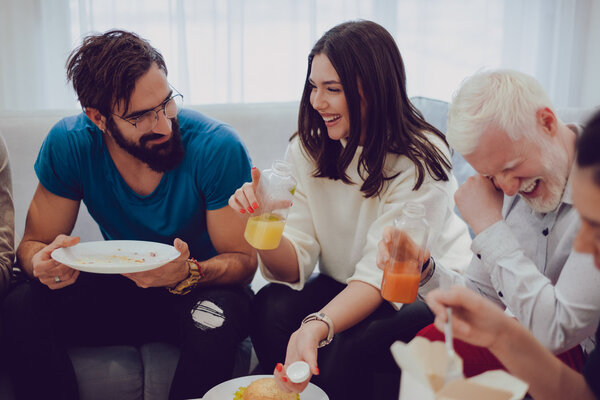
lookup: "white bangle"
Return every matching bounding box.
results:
[301,312,334,348]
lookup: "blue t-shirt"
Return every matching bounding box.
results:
[34,109,252,260]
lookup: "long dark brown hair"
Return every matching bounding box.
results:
[297,20,451,198]
[66,30,167,117]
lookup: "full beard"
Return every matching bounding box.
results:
[106,117,185,173]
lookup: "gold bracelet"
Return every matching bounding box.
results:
[167,258,204,295]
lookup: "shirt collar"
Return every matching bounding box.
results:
[560,123,584,206]
[560,174,573,205]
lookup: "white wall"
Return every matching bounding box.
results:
[581,0,600,109]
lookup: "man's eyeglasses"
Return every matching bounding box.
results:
[113,92,184,133]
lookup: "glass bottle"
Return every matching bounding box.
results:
[381,202,429,303]
[243,160,297,250]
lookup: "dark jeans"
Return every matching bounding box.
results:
[250,274,434,400]
[1,272,252,400]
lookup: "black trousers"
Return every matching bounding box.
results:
[1,272,252,400]
[250,274,434,400]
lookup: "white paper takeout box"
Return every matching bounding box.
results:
[391,337,529,400]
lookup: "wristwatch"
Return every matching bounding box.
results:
[167,258,204,295]
[419,257,436,287]
[301,312,335,348]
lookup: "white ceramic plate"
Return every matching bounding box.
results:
[203,374,329,400]
[51,240,180,274]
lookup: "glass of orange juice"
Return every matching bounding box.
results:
[243,160,296,250]
[244,213,287,250]
[381,202,429,303]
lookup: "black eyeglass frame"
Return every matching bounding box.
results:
[111,90,184,132]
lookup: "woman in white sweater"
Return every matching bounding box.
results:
[229,20,472,399]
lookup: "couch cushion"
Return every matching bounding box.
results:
[411,96,476,188]
[139,336,257,399]
[139,342,179,400]
[69,345,143,400]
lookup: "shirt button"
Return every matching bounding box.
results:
[498,291,503,297]
[477,254,481,259]
[542,228,549,236]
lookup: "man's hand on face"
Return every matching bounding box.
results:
[123,238,190,288]
[33,234,81,289]
[455,174,504,235]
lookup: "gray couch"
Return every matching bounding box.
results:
[0,98,595,399]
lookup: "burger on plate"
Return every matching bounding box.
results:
[233,377,300,400]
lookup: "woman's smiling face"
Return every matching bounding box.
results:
[308,54,351,142]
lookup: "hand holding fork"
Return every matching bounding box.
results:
[443,307,464,383]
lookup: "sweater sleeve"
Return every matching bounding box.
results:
[0,133,15,295]
[258,141,321,290]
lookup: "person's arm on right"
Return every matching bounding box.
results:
[17,183,81,287]
[426,286,596,400]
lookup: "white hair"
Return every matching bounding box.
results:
[447,69,559,156]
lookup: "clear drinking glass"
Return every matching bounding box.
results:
[243,160,297,250]
[381,202,429,303]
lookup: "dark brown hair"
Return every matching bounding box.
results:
[297,20,451,198]
[577,110,600,185]
[66,29,167,117]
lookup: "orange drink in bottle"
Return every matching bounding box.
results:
[380,202,429,303]
[381,260,421,303]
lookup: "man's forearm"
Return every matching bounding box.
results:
[490,318,595,400]
[196,251,257,286]
[16,240,46,278]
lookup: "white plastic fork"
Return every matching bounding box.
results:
[444,308,463,383]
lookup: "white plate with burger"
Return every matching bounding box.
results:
[51,240,180,274]
[203,374,328,400]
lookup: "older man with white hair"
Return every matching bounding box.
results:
[378,69,600,376]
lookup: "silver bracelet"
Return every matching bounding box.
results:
[301,312,334,348]
[419,257,436,287]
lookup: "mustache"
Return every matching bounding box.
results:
[139,132,167,145]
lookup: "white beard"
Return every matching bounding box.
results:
[522,146,569,213]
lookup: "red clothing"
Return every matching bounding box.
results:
[417,323,586,378]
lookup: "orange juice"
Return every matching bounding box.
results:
[381,260,420,303]
[244,213,286,250]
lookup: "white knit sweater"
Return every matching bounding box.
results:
[259,134,472,298]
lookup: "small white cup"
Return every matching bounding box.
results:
[286,361,310,383]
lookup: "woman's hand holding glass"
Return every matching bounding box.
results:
[229,167,261,215]
[376,225,431,277]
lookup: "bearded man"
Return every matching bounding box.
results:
[2,30,256,400]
